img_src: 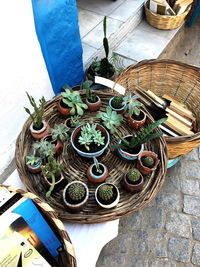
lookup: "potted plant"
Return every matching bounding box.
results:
[33,139,54,160]
[57,85,88,116]
[124,92,146,130]
[71,123,110,158]
[83,80,101,112]
[86,157,109,184]
[63,181,89,212]
[123,168,144,193]
[95,183,120,209]
[24,92,49,140]
[117,117,167,161]
[96,107,123,133]
[109,96,126,114]
[45,123,69,156]
[41,153,64,198]
[137,150,160,175]
[26,154,42,174]
[86,16,115,80]
[65,115,81,133]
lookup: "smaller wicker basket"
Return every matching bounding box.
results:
[144,0,191,30]
[0,184,76,267]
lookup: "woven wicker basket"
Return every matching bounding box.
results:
[0,184,76,267]
[144,0,191,30]
[15,90,168,224]
[115,59,200,159]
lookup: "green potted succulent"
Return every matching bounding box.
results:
[26,154,42,174]
[65,115,81,133]
[96,106,123,133]
[86,16,115,80]
[117,117,167,161]
[124,92,146,130]
[41,153,64,198]
[57,85,88,116]
[24,92,49,140]
[83,80,101,112]
[71,123,110,158]
[109,96,126,113]
[123,168,144,193]
[86,157,109,184]
[137,150,160,175]
[95,183,120,209]
[45,123,70,156]
[33,139,54,160]
[63,181,89,212]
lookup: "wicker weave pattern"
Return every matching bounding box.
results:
[115,59,200,159]
[144,1,191,29]
[15,91,167,223]
[0,184,76,267]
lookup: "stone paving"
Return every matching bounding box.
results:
[96,148,200,266]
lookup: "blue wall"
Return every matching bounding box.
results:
[32,0,84,94]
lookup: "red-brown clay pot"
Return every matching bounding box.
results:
[57,98,71,116]
[26,158,42,174]
[43,173,65,190]
[43,134,64,156]
[85,96,101,112]
[127,110,146,130]
[137,150,160,176]
[122,172,144,193]
[30,120,50,140]
[86,163,109,183]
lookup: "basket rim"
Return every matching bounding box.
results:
[0,184,76,267]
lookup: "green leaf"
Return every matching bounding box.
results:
[76,104,84,116]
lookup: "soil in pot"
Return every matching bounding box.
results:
[131,112,145,121]
[91,164,105,176]
[97,186,118,205]
[121,136,142,155]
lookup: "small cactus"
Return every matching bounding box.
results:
[141,156,154,168]
[127,168,140,182]
[98,184,113,201]
[67,183,86,201]
[111,96,123,109]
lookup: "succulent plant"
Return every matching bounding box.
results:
[67,183,86,201]
[26,155,41,166]
[96,106,123,133]
[93,157,103,174]
[141,156,154,168]
[127,168,140,182]
[70,115,81,128]
[50,123,69,142]
[98,184,113,201]
[111,96,124,109]
[78,123,105,151]
[24,92,46,129]
[119,117,167,150]
[33,139,54,158]
[61,86,88,115]
[41,154,63,198]
[82,80,97,103]
[123,92,143,116]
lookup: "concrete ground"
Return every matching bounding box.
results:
[96,16,200,267]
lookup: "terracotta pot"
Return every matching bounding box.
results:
[30,120,50,140]
[86,163,109,183]
[85,96,101,112]
[95,183,120,209]
[137,150,160,175]
[123,172,144,193]
[117,135,144,161]
[108,97,126,114]
[63,181,89,212]
[44,173,65,190]
[43,134,64,156]
[127,110,147,130]
[26,158,42,174]
[71,124,110,158]
[57,98,71,116]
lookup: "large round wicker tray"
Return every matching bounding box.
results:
[15,90,167,224]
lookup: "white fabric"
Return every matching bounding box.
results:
[4,170,119,267]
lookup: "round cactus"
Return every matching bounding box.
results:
[141,156,154,168]
[111,96,123,109]
[98,184,113,201]
[127,168,140,182]
[67,183,86,201]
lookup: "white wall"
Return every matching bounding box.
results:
[0,1,54,174]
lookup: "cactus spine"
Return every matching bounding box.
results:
[68,183,86,201]
[98,184,113,201]
[142,156,154,168]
